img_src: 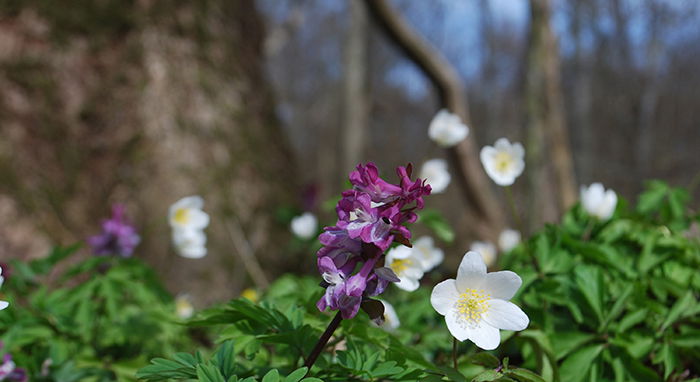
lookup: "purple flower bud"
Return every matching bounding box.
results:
[88,204,140,258]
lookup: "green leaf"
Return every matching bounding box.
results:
[197,364,226,382]
[559,344,603,382]
[283,367,308,382]
[574,266,604,325]
[617,308,648,332]
[262,369,280,382]
[551,332,596,360]
[660,290,695,331]
[472,370,503,382]
[637,181,668,214]
[506,368,545,382]
[214,341,236,379]
[469,352,500,368]
[601,284,634,330]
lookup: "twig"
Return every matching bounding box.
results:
[452,337,458,370]
[224,216,270,290]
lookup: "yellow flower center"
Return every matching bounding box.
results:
[494,152,513,173]
[454,289,490,326]
[390,258,414,276]
[173,208,190,225]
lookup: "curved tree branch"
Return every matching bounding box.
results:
[364,0,504,239]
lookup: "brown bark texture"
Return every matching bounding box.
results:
[0,0,298,304]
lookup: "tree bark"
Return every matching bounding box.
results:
[0,0,296,303]
[525,0,577,227]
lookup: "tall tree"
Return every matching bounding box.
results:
[525,0,577,227]
[0,0,297,302]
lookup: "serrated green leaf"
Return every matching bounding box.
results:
[506,368,545,382]
[262,369,280,382]
[559,344,603,382]
[283,367,308,382]
[472,370,503,381]
[469,352,500,368]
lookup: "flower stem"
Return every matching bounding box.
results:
[304,311,343,371]
[452,337,458,370]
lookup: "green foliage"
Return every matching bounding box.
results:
[0,247,192,381]
[502,181,700,381]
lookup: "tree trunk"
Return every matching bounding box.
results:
[525,0,577,228]
[0,0,297,304]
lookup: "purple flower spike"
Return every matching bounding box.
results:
[0,350,27,382]
[88,204,141,258]
[315,162,431,319]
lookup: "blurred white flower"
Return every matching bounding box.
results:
[470,241,497,267]
[430,251,529,350]
[169,196,210,231]
[480,138,525,186]
[0,267,7,311]
[378,300,400,331]
[580,183,617,220]
[498,229,521,252]
[175,294,194,319]
[172,228,207,259]
[386,245,425,292]
[290,212,318,239]
[428,109,469,148]
[419,159,451,194]
[169,196,209,258]
[412,236,444,272]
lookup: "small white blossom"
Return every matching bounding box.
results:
[0,267,8,311]
[428,109,469,148]
[169,196,209,258]
[175,294,194,319]
[498,229,521,252]
[480,138,525,186]
[580,183,617,220]
[172,228,207,258]
[378,300,400,331]
[419,159,451,194]
[169,196,210,231]
[290,212,318,239]
[470,241,497,267]
[386,245,425,292]
[430,251,529,350]
[412,236,444,272]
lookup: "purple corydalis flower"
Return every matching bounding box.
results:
[88,204,141,258]
[0,346,27,382]
[316,162,431,319]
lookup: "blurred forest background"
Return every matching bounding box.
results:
[0,0,699,303]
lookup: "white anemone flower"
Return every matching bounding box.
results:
[169,196,209,258]
[480,138,525,186]
[580,183,617,220]
[290,212,318,239]
[386,245,425,292]
[419,159,451,194]
[175,294,194,319]
[428,109,469,148]
[470,241,497,267]
[169,196,210,231]
[377,300,400,331]
[172,228,207,259]
[430,251,529,350]
[498,229,521,252]
[0,266,8,310]
[412,236,444,272]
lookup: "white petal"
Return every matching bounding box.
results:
[386,245,413,261]
[170,195,204,213]
[177,245,207,259]
[444,308,470,341]
[430,279,459,315]
[511,142,525,159]
[468,323,501,350]
[480,146,497,168]
[483,299,529,331]
[395,276,420,292]
[494,138,510,150]
[482,271,522,300]
[0,301,8,310]
[456,251,486,291]
[188,210,210,230]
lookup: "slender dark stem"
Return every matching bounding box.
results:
[452,337,458,369]
[304,311,343,370]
